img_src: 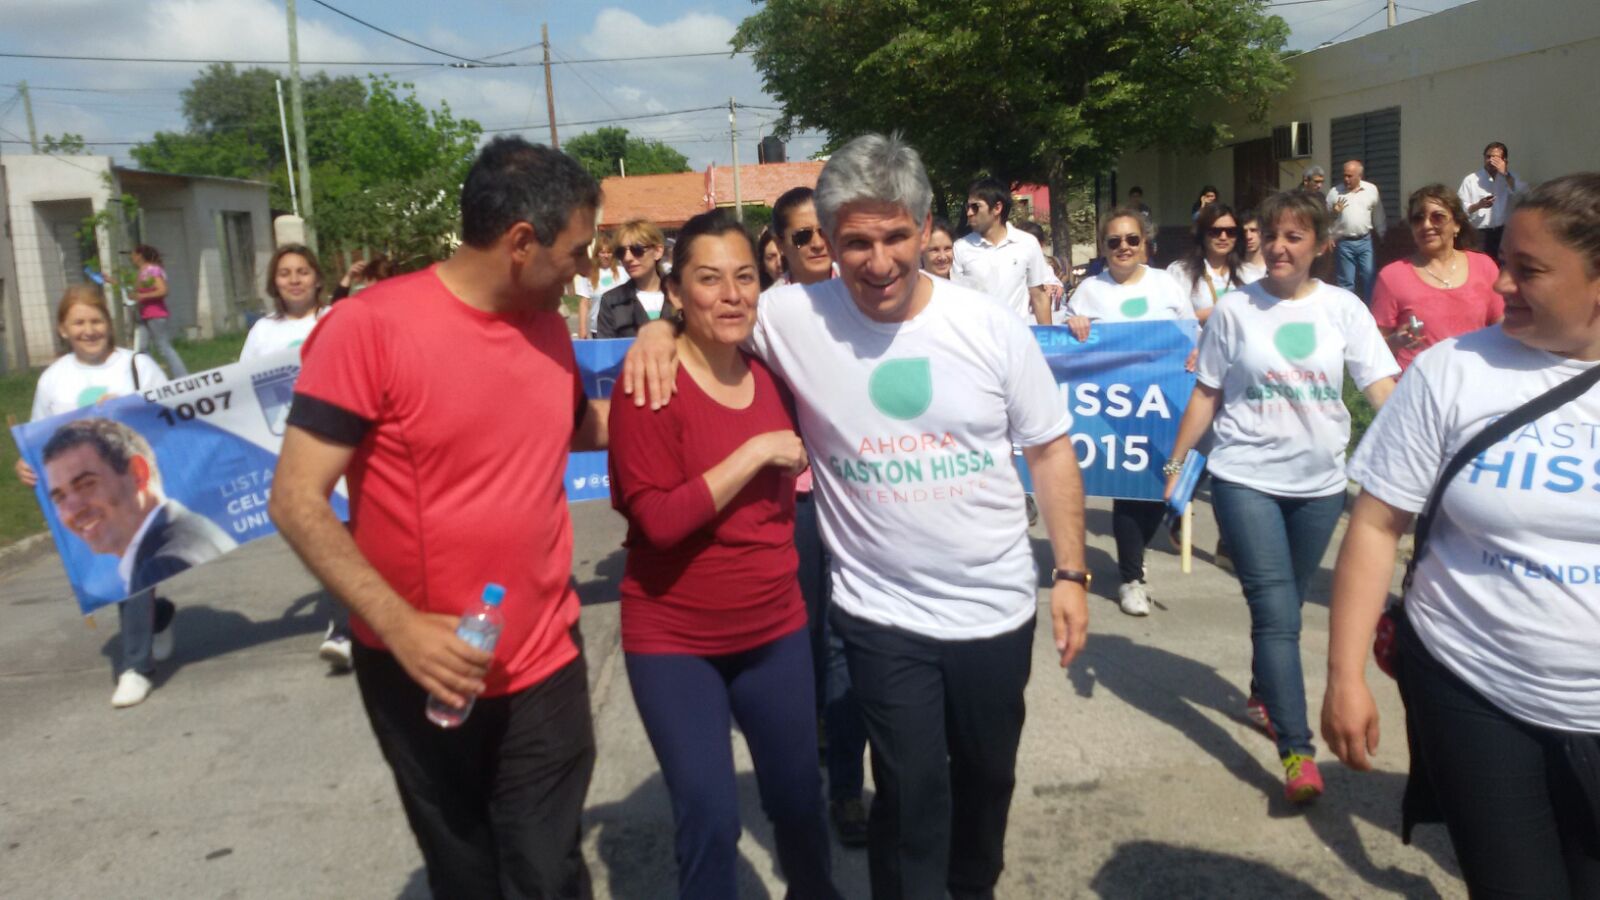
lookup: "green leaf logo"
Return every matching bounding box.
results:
[868,358,933,420]
[1274,323,1317,361]
[76,386,108,408]
[1120,296,1149,318]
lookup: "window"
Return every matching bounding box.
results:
[1329,108,1401,224]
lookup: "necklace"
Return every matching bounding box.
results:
[1418,251,1460,289]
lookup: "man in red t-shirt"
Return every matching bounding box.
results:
[270,137,608,898]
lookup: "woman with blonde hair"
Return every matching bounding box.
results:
[596,219,672,338]
[575,233,628,338]
[14,284,173,707]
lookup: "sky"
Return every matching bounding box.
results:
[0,0,1476,173]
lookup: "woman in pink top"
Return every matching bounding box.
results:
[128,244,190,376]
[1370,185,1504,371]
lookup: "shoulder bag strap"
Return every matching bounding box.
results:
[1402,361,1600,593]
[130,351,142,391]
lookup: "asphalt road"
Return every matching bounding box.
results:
[0,497,1465,898]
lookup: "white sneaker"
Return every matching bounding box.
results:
[319,624,354,673]
[152,621,175,662]
[111,671,153,708]
[1118,581,1152,617]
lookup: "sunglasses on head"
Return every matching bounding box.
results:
[1104,234,1142,250]
[789,227,820,247]
[1208,226,1239,239]
[1408,210,1452,228]
[618,244,655,259]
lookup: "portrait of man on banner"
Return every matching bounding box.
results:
[41,417,237,599]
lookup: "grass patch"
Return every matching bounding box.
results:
[1345,374,1376,451]
[0,332,251,548]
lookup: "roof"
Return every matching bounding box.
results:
[113,166,271,190]
[597,171,707,230]
[706,161,825,208]
[597,160,827,231]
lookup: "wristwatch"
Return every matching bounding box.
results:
[1053,568,1092,589]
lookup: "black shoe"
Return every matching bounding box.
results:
[829,798,868,848]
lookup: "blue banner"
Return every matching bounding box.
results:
[1018,322,1198,501]
[11,351,349,615]
[564,340,631,503]
[569,325,1196,506]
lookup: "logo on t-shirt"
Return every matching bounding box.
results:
[1273,323,1317,361]
[1120,297,1149,318]
[76,386,108,408]
[868,358,933,420]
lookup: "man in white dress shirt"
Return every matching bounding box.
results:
[1457,141,1526,261]
[950,177,1052,323]
[1327,159,1385,303]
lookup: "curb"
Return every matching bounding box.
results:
[0,533,52,577]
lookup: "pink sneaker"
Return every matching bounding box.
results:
[1282,753,1324,804]
[1246,695,1277,741]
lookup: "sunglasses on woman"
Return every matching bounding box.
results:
[1207,227,1239,239]
[1104,234,1142,249]
[618,244,656,259]
[1408,210,1453,228]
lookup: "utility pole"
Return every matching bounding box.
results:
[286,0,317,252]
[1387,0,1397,26]
[275,79,300,216]
[19,80,39,153]
[729,98,742,222]
[542,24,559,149]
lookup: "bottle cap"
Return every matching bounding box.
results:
[482,583,506,607]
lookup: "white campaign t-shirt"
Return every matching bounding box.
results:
[636,290,666,320]
[1166,259,1257,316]
[950,223,1051,321]
[1348,328,1600,731]
[751,276,1072,639]
[240,310,325,361]
[577,268,628,332]
[1195,280,1398,497]
[31,348,168,420]
[1064,266,1193,324]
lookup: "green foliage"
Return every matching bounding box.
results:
[40,133,88,155]
[565,127,691,183]
[0,365,46,544]
[1344,374,1375,451]
[130,65,480,268]
[734,0,1292,213]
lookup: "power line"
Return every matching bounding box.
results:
[304,0,499,66]
[1321,4,1387,44]
[1266,0,1350,7]
[0,50,747,68]
[481,104,728,134]
[0,83,183,94]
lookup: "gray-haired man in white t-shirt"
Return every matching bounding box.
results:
[625,133,1088,900]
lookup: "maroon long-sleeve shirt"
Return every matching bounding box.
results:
[607,354,808,655]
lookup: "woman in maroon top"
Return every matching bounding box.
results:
[607,209,839,900]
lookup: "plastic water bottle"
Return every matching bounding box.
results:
[425,583,506,728]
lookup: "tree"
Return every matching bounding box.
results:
[40,133,88,155]
[565,127,690,182]
[733,0,1292,257]
[131,66,478,269]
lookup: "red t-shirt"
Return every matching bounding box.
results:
[289,268,585,697]
[1370,251,1504,371]
[607,354,807,656]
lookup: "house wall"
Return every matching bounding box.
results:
[1116,0,1600,235]
[0,155,116,366]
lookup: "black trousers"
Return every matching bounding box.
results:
[1481,225,1505,262]
[1399,617,1600,899]
[1111,499,1167,584]
[354,641,596,900]
[832,607,1034,900]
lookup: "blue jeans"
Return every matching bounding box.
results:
[117,590,174,676]
[138,316,189,376]
[1210,479,1346,758]
[626,629,839,899]
[795,496,868,803]
[1334,234,1375,303]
